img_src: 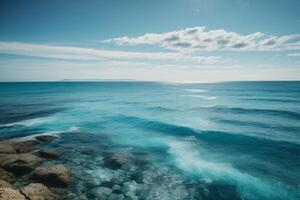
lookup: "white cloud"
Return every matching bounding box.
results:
[104,26,300,52]
[0,41,221,64]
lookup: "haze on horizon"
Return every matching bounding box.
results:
[0,0,300,83]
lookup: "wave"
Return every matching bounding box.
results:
[183,95,217,100]
[185,88,207,93]
[0,117,53,128]
[146,106,178,112]
[239,98,300,103]
[0,107,64,125]
[15,131,61,141]
[15,126,80,141]
[213,118,300,133]
[111,115,300,164]
[189,106,300,120]
[167,139,298,200]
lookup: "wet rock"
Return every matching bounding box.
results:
[112,185,122,194]
[0,140,39,154]
[0,188,26,200]
[0,141,16,154]
[13,140,40,153]
[104,151,133,170]
[91,187,112,199]
[84,168,113,187]
[108,193,125,200]
[0,180,13,188]
[0,153,43,175]
[20,183,58,200]
[122,181,141,199]
[35,135,56,143]
[31,164,70,188]
[0,168,15,183]
[37,150,60,159]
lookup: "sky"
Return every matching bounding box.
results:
[0,0,300,82]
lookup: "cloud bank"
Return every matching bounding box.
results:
[104,26,300,52]
[0,41,220,64]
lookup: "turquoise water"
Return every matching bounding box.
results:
[0,81,299,200]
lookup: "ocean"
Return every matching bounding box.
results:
[0,81,299,200]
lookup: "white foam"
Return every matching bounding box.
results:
[15,131,60,141]
[186,89,207,93]
[183,94,217,100]
[167,139,291,199]
[0,117,53,128]
[68,126,80,133]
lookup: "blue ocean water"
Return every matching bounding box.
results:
[0,81,299,200]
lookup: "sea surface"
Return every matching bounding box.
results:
[0,81,299,200]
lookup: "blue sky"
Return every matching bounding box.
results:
[0,0,300,82]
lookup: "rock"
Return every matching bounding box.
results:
[0,140,39,154]
[0,180,13,188]
[0,141,16,154]
[108,193,125,200]
[31,164,70,188]
[13,140,40,153]
[0,168,15,183]
[0,154,43,175]
[112,184,122,194]
[20,183,58,200]
[0,188,26,200]
[37,150,60,159]
[91,187,112,199]
[104,151,133,170]
[35,135,55,143]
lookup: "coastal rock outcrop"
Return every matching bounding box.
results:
[20,183,58,200]
[0,140,39,154]
[37,150,60,159]
[0,188,26,200]
[31,164,70,188]
[0,153,43,174]
[0,168,15,183]
[35,135,56,143]
[0,180,13,189]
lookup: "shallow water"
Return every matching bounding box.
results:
[0,81,299,200]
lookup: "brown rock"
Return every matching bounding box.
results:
[31,165,70,188]
[104,151,133,170]
[0,188,26,200]
[0,180,13,188]
[0,168,15,183]
[37,150,60,159]
[20,183,58,200]
[35,135,55,143]
[13,140,40,153]
[0,140,39,154]
[0,141,16,154]
[0,153,43,175]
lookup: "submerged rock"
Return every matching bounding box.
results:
[104,151,133,170]
[31,164,70,188]
[0,188,26,200]
[37,150,60,159]
[90,187,112,199]
[108,193,125,200]
[20,183,58,200]
[35,135,56,143]
[0,168,15,183]
[0,153,43,175]
[0,180,13,189]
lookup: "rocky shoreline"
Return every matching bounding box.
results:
[0,135,70,200]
